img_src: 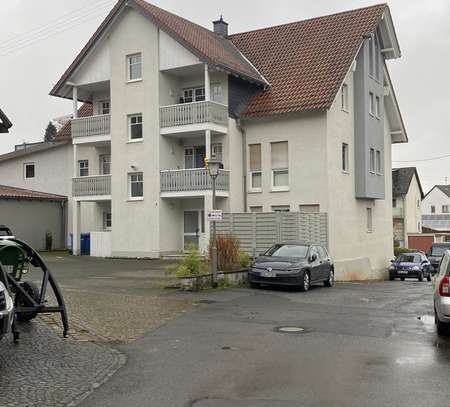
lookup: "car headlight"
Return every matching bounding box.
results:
[411,266,420,271]
[389,265,396,271]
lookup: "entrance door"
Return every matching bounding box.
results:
[184,211,200,249]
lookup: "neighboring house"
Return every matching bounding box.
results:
[0,109,12,133]
[46,0,406,279]
[392,167,424,247]
[422,185,450,215]
[0,184,66,249]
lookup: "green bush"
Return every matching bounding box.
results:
[238,251,251,268]
[166,244,207,278]
[394,246,411,257]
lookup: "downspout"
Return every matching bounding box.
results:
[237,118,247,212]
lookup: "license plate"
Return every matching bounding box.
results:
[397,270,408,274]
[263,271,275,278]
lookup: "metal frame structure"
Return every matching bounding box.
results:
[0,237,69,340]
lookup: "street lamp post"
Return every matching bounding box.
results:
[207,159,221,288]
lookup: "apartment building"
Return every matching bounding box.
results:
[392,167,424,247]
[47,0,406,279]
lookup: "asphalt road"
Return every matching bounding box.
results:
[77,280,450,407]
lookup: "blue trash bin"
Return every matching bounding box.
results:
[80,233,90,256]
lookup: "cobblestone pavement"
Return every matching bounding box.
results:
[0,254,195,407]
[0,320,125,407]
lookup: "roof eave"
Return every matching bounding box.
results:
[379,7,401,60]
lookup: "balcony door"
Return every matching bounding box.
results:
[183,210,205,251]
[184,146,206,169]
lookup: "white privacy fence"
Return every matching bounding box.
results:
[71,114,110,138]
[159,101,228,128]
[213,212,329,256]
[90,231,112,257]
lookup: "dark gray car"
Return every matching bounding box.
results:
[428,243,450,272]
[248,243,334,291]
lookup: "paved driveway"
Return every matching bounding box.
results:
[78,280,450,407]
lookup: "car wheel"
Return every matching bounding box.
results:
[389,275,395,281]
[436,309,449,336]
[418,272,424,282]
[15,282,40,322]
[400,277,405,281]
[324,269,334,287]
[300,271,310,292]
[427,275,432,282]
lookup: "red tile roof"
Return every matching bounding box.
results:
[229,4,387,117]
[54,103,93,141]
[0,185,67,201]
[50,0,267,99]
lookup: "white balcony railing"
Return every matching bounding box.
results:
[393,207,404,218]
[160,101,228,128]
[160,168,230,193]
[73,175,111,197]
[71,114,111,139]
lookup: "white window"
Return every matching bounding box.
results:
[376,150,382,174]
[99,155,111,175]
[212,84,224,104]
[443,205,449,214]
[369,148,375,173]
[78,160,89,177]
[24,162,35,179]
[99,100,110,115]
[341,83,349,112]
[366,208,373,233]
[368,35,374,77]
[249,144,262,191]
[182,87,205,103]
[342,143,349,173]
[369,92,375,116]
[211,143,222,161]
[127,53,142,81]
[431,205,435,214]
[128,114,143,140]
[250,206,263,213]
[374,34,380,80]
[375,96,380,118]
[271,141,289,190]
[129,172,143,199]
[103,212,112,230]
[272,205,290,212]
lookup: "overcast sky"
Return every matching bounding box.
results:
[0,0,449,192]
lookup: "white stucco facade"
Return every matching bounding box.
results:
[422,187,450,215]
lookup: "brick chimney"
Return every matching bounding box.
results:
[213,15,228,38]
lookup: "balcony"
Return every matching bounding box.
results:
[71,114,111,144]
[160,168,230,197]
[72,175,111,200]
[159,101,228,135]
[393,207,404,218]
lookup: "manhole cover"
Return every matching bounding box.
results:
[275,326,306,334]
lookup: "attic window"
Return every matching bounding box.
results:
[127,53,142,81]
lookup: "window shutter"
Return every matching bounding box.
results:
[249,144,261,171]
[271,141,288,169]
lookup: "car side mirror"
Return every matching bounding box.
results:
[390,259,396,263]
[309,254,317,262]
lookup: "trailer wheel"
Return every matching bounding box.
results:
[15,282,39,322]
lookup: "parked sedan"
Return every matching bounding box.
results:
[434,250,450,335]
[0,281,14,340]
[248,243,334,291]
[428,243,450,272]
[389,252,433,281]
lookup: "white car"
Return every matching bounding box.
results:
[433,250,450,335]
[0,281,14,339]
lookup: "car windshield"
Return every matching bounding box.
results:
[264,244,309,258]
[397,254,421,263]
[431,246,449,256]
